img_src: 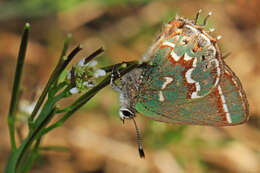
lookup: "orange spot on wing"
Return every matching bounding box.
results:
[193,44,199,53]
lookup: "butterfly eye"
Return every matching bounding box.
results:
[119,108,135,123]
[119,108,134,121]
[121,110,133,118]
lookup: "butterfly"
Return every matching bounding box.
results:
[111,11,249,157]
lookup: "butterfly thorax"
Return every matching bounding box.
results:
[118,67,145,118]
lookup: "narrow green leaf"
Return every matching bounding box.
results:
[5,108,56,173]
[8,23,30,152]
[39,146,69,152]
[28,34,73,126]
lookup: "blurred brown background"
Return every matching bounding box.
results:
[0,0,260,172]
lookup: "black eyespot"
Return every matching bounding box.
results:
[122,110,133,117]
[202,55,206,61]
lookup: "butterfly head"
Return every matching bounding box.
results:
[119,108,135,123]
[115,67,145,123]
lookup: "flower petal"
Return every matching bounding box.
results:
[77,58,86,66]
[94,69,106,78]
[70,87,79,94]
[87,60,97,67]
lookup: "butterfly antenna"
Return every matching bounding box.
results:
[194,9,202,25]
[203,11,212,26]
[131,117,145,158]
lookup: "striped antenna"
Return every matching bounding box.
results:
[132,117,145,158]
[194,9,202,25]
[203,11,212,26]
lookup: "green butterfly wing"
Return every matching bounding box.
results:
[136,59,249,126]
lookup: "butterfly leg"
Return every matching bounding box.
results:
[110,66,122,92]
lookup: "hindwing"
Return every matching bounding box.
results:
[136,62,249,126]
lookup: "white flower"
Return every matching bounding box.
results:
[94,69,106,78]
[77,59,97,67]
[67,69,72,80]
[88,83,95,87]
[77,58,86,66]
[87,60,97,67]
[83,81,95,88]
[70,87,79,94]
[19,100,37,115]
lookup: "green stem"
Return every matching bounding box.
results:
[42,62,139,135]
[5,108,56,173]
[6,87,70,173]
[21,138,41,173]
[28,35,71,124]
[8,23,30,152]
[39,146,69,152]
[32,87,70,130]
[101,61,136,72]
[83,47,104,64]
[28,40,81,127]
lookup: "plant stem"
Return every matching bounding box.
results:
[4,108,57,173]
[42,62,139,135]
[8,23,30,152]
[28,40,81,126]
[39,146,69,152]
[28,35,71,124]
[84,47,104,64]
[101,61,137,72]
[21,138,41,173]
